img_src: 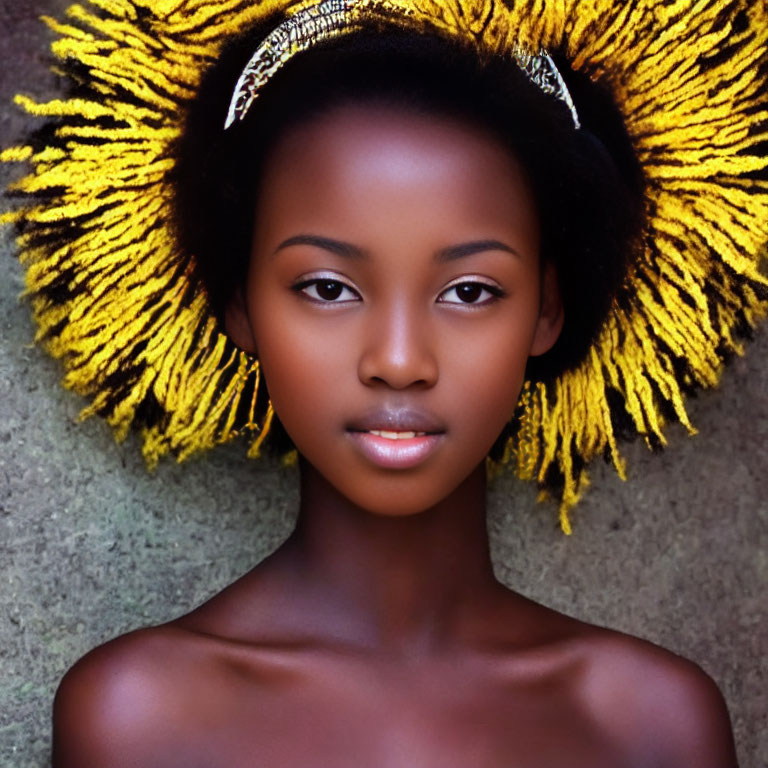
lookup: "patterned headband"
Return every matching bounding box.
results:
[224,0,581,131]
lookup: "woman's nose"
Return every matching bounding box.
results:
[357,301,438,390]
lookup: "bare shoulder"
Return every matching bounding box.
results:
[53,624,215,768]
[580,628,738,767]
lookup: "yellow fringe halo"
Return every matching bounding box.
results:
[2,0,767,532]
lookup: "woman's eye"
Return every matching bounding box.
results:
[296,279,359,303]
[438,282,503,305]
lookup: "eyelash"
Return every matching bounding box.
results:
[294,278,360,303]
[437,281,506,305]
[293,277,505,306]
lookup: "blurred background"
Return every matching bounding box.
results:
[0,1,766,766]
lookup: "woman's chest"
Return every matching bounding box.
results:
[165,658,637,768]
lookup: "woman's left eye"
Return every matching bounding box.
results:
[438,282,503,305]
[295,279,360,303]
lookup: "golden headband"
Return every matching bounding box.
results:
[224,0,581,130]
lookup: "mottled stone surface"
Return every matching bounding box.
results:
[0,3,766,767]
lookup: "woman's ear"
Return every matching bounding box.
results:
[224,286,258,354]
[529,262,565,357]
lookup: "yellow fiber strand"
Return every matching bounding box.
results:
[0,146,33,162]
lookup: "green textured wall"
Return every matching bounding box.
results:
[1,3,766,766]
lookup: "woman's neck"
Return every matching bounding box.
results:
[275,460,504,655]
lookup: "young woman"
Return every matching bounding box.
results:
[3,0,766,765]
[47,25,736,768]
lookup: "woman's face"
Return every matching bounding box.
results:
[227,104,563,516]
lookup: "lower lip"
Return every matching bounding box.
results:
[347,431,443,469]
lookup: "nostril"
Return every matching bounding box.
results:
[360,367,438,390]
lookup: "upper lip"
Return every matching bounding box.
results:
[347,407,446,434]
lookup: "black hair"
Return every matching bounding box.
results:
[173,18,644,383]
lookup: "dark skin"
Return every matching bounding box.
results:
[53,106,738,767]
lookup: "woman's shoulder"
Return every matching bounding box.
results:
[488,592,737,766]
[584,628,737,766]
[52,623,238,767]
[55,623,208,699]
[528,603,737,767]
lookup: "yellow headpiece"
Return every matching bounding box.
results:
[2,0,767,533]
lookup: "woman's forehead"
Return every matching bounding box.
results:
[253,103,540,252]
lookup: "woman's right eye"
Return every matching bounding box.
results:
[294,279,360,303]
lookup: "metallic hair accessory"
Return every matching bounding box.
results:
[224,0,581,130]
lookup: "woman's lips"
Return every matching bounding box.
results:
[347,429,444,469]
[346,407,446,469]
[347,407,445,434]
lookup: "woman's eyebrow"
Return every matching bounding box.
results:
[273,235,520,261]
[435,240,521,262]
[274,234,366,259]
